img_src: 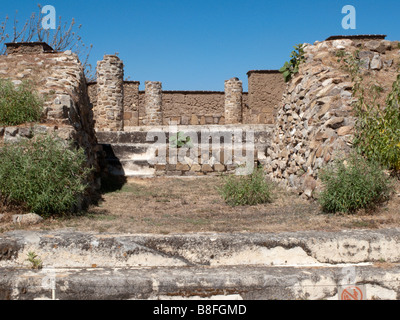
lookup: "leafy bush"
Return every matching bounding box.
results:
[279,44,305,82]
[338,51,400,171]
[0,134,92,216]
[218,167,272,206]
[318,153,393,214]
[353,73,400,170]
[0,79,43,126]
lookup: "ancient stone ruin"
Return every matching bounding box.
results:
[0,35,399,202]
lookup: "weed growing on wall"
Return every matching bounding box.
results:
[339,51,400,170]
[0,134,92,216]
[279,44,305,82]
[169,131,193,148]
[318,153,393,214]
[218,167,272,206]
[0,79,43,126]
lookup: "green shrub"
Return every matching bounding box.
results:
[218,167,272,206]
[353,73,400,170]
[318,153,393,214]
[0,79,43,126]
[338,51,400,171]
[0,134,92,216]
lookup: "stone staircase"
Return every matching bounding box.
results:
[96,124,274,177]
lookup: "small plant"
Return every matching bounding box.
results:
[279,44,305,82]
[26,251,43,269]
[0,133,93,216]
[170,131,194,148]
[218,167,272,206]
[318,153,393,214]
[0,79,43,126]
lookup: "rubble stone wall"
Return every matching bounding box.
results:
[265,37,400,197]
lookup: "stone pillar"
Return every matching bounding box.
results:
[224,77,243,124]
[96,55,124,131]
[144,81,163,125]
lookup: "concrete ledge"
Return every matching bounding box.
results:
[2,229,400,300]
[2,229,400,268]
[1,264,399,300]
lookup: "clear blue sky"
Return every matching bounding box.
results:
[2,1,400,91]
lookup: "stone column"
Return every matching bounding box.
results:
[96,55,124,131]
[144,81,163,125]
[224,77,243,124]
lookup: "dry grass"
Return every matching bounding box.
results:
[1,176,400,234]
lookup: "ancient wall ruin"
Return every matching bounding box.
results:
[87,56,281,129]
[266,35,400,197]
[245,70,286,124]
[0,42,103,206]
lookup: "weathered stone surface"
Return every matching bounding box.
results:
[95,55,124,131]
[370,54,383,70]
[11,213,43,225]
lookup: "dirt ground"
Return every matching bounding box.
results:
[1,175,400,234]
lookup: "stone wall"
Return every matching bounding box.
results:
[265,36,400,197]
[87,66,278,129]
[245,70,286,124]
[0,42,103,207]
[123,81,140,126]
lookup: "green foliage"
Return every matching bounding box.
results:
[218,167,272,206]
[279,44,305,82]
[353,74,400,170]
[340,51,400,170]
[0,79,43,126]
[0,134,92,216]
[26,251,43,269]
[170,131,194,148]
[318,153,393,214]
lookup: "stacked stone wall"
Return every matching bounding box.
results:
[266,37,400,197]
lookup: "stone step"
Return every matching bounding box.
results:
[2,229,400,269]
[1,229,400,300]
[96,129,272,145]
[105,159,156,177]
[2,264,400,300]
[102,143,264,162]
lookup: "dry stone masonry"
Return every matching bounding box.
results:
[95,55,124,131]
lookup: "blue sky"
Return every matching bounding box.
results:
[1,1,400,91]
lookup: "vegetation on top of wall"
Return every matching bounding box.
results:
[0,133,93,216]
[0,4,95,81]
[279,44,305,82]
[0,79,43,126]
[170,131,194,149]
